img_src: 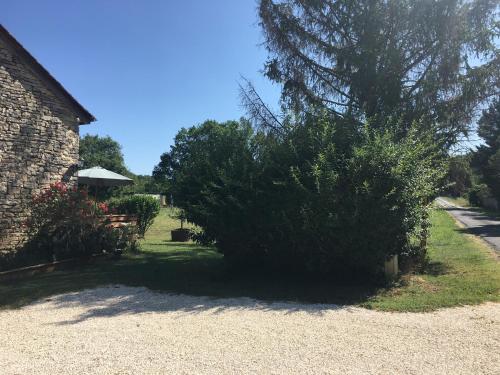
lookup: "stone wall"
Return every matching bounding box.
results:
[0,37,80,252]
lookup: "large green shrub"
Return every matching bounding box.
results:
[468,183,492,207]
[159,118,444,279]
[108,195,160,237]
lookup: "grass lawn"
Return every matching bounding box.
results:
[364,209,499,311]
[0,208,498,312]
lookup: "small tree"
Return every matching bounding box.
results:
[79,135,130,175]
[445,155,473,197]
[177,210,187,230]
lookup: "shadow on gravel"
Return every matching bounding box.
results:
[45,285,357,326]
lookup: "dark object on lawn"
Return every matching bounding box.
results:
[170,208,190,242]
[171,228,190,242]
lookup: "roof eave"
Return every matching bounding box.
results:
[0,24,96,125]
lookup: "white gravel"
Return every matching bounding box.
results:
[0,285,499,375]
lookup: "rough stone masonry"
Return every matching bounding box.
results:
[0,25,94,252]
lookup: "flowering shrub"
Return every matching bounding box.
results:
[23,182,123,262]
[27,182,103,233]
[98,202,110,214]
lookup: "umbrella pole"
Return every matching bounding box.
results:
[94,185,98,213]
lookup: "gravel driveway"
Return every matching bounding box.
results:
[1,285,499,374]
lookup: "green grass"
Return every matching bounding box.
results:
[363,209,499,311]
[0,208,498,311]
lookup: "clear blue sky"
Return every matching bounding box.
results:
[2,0,281,175]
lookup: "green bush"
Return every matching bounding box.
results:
[468,183,492,207]
[160,118,444,279]
[473,98,500,202]
[108,195,160,237]
[444,155,473,197]
[2,183,123,271]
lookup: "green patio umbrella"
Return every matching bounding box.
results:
[77,166,133,200]
[77,166,133,187]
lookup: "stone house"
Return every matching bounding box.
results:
[0,25,95,252]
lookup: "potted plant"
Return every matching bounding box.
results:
[170,210,190,242]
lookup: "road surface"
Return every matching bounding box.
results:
[436,197,500,253]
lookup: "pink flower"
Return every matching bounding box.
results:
[97,202,109,214]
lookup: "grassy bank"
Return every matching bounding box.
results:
[0,208,498,312]
[364,209,499,311]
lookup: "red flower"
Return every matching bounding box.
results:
[98,202,109,214]
[51,181,67,194]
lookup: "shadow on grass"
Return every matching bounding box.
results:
[423,261,450,276]
[0,244,377,312]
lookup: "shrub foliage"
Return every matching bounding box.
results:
[108,195,160,237]
[472,98,500,202]
[158,118,444,278]
[0,183,125,271]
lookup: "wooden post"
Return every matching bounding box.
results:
[384,255,399,278]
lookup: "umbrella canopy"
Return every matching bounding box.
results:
[77,166,134,187]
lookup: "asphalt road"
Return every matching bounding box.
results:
[436,197,500,253]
